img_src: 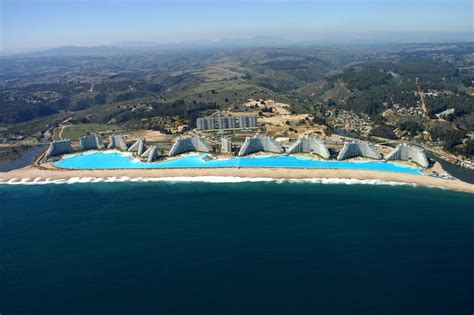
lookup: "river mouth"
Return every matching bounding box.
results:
[426,153,474,184]
[0,144,48,172]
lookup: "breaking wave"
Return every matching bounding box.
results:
[0,176,419,187]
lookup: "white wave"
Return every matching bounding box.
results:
[0,176,419,187]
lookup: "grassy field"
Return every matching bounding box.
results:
[320,80,353,102]
[52,123,122,141]
[166,79,261,104]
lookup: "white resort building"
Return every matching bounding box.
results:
[287,136,330,159]
[169,136,212,156]
[221,137,233,154]
[108,134,128,151]
[79,135,104,151]
[141,145,159,162]
[337,141,382,160]
[46,140,73,158]
[385,144,429,168]
[128,137,148,156]
[238,135,284,156]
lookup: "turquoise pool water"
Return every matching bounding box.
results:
[54,151,423,174]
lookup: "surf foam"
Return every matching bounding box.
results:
[0,176,420,188]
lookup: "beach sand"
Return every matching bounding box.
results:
[1,164,474,193]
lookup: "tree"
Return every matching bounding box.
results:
[462,77,472,87]
[94,94,106,105]
[465,140,474,156]
[73,99,92,111]
[369,125,397,139]
[399,120,424,134]
[326,99,336,107]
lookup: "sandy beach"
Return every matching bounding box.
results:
[1,164,474,193]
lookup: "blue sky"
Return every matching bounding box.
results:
[1,0,472,49]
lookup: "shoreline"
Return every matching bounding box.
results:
[2,165,474,193]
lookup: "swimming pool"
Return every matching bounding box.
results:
[53,151,423,175]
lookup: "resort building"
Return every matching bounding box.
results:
[287,136,330,159]
[79,135,104,151]
[108,135,128,151]
[337,141,382,160]
[385,144,429,168]
[221,137,232,154]
[196,115,258,131]
[46,140,73,158]
[238,135,284,156]
[128,137,147,156]
[141,145,159,162]
[169,136,213,156]
[238,115,258,129]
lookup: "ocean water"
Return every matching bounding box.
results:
[0,182,473,314]
[54,151,422,174]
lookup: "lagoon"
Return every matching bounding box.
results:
[54,151,423,175]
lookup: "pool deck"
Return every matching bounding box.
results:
[2,164,474,193]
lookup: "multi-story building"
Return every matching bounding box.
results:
[197,115,258,131]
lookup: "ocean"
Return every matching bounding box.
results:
[0,182,473,314]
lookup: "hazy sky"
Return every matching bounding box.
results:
[1,0,473,50]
